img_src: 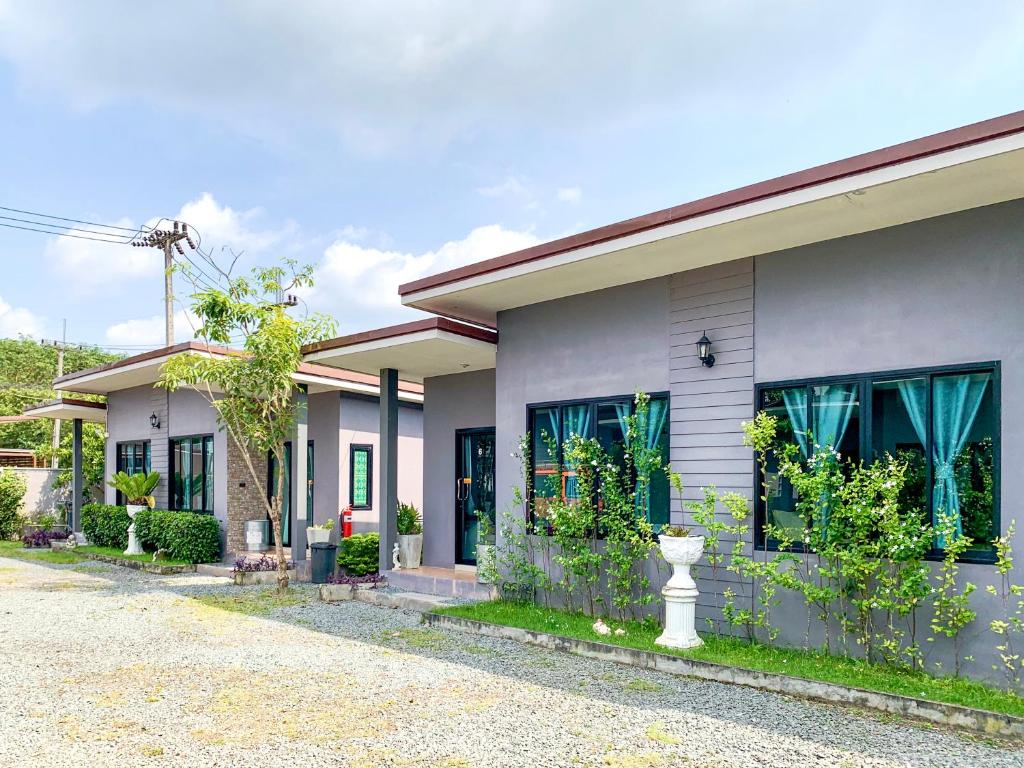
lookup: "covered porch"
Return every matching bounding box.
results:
[303,317,498,587]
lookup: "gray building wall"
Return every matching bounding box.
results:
[338,395,423,534]
[308,391,341,530]
[494,277,670,516]
[422,369,497,568]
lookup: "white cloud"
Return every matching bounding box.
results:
[556,186,582,203]
[104,309,198,347]
[0,295,44,338]
[45,216,161,294]
[477,176,528,199]
[308,224,540,326]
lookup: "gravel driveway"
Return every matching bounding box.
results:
[1,554,1022,768]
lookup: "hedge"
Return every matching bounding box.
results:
[337,533,379,575]
[81,504,221,564]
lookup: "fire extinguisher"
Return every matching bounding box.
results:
[341,506,353,538]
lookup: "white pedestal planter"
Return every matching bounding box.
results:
[124,504,145,556]
[655,534,705,650]
[306,527,331,545]
[398,534,423,569]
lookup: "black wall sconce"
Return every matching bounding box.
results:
[697,332,715,368]
[149,412,161,430]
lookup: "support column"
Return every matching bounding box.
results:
[71,418,83,533]
[291,385,308,562]
[379,368,399,572]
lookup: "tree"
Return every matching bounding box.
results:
[159,259,335,591]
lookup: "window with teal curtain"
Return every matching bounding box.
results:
[758,364,998,560]
[527,394,670,527]
[170,435,213,513]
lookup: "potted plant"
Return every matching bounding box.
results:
[396,501,422,569]
[475,511,497,583]
[655,525,705,650]
[107,471,160,555]
[307,517,334,545]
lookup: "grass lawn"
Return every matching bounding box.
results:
[436,600,1024,719]
[193,588,311,616]
[75,545,191,566]
[0,540,191,567]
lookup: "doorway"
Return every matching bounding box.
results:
[455,428,495,565]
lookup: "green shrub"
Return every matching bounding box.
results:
[397,502,422,535]
[337,533,379,575]
[0,469,26,540]
[81,503,131,549]
[134,508,221,564]
[83,504,220,563]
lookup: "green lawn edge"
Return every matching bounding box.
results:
[435,600,1024,719]
[0,540,191,567]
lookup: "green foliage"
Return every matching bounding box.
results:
[81,503,131,549]
[336,533,379,575]
[989,522,1024,690]
[106,470,161,506]
[158,258,336,591]
[134,509,220,563]
[397,501,422,535]
[0,468,27,540]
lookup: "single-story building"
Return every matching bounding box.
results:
[35,342,424,559]
[304,110,1024,682]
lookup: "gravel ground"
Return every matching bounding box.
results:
[1,554,1022,768]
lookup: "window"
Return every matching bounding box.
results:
[756,363,999,559]
[527,393,670,527]
[349,444,373,510]
[115,441,151,505]
[170,435,214,513]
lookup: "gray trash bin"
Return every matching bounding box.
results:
[310,542,337,584]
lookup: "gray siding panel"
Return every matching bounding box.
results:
[668,258,755,622]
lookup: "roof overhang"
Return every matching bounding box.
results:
[400,111,1024,326]
[22,398,107,424]
[303,318,498,384]
[52,341,422,401]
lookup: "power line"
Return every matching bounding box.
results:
[0,220,137,244]
[0,205,146,234]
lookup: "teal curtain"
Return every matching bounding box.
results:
[562,405,591,500]
[932,373,990,547]
[461,435,478,559]
[637,397,669,521]
[782,387,809,456]
[812,384,857,454]
[614,402,631,441]
[897,378,928,447]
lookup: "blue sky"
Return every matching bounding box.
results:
[0,1,1022,348]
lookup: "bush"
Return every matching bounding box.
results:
[81,503,131,549]
[337,533,379,575]
[0,469,27,541]
[82,504,221,563]
[135,508,221,564]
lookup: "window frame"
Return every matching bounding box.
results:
[168,433,215,514]
[525,391,671,526]
[754,361,1001,565]
[349,443,373,510]
[114,440,151,506]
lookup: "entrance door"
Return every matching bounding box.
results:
[455,428,495,565]
[268,441,314,547]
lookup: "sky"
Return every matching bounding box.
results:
[0,1,1022,350]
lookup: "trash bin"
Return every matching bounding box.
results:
[310,541,337,584]
[245,519,269,552]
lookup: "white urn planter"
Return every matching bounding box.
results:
[655,534,705,650]
[124,504,146,556]
[397,533,423,570]
[306,527,331,545]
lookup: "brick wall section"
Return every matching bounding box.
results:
[225,437,269,555]
[668,258,755,628]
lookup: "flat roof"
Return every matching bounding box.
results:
[399,110,1024,325]
[303,318,498,383]
[22,398,107,424]
[53,341,423,401]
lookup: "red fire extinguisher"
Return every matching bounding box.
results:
[341,507,353,538]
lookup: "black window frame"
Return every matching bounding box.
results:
[754,361,1000,565]
[169,433,215,514]
[525,391,671,527]
[114,440,151,506]
[349,443,373,510]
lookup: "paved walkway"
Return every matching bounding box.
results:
[0,554,1022,767]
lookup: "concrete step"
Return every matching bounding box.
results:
[385,567,497,601]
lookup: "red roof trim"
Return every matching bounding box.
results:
[399,110,1024,297]
[302,317,498,355]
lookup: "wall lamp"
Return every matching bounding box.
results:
[696,332,715,368]
[149,412,161,430]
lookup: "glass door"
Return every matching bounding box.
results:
[456,428,496,565]
[268,441,314,547]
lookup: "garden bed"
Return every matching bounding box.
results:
[428,601,1024,739]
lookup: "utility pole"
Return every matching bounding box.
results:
[43,320,72,469]
[132,222,194,347]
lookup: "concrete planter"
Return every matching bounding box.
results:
[306,527,332,545]
[656,534,705,650]
[49,539,70,551]
[233,569,297,586]
[319,581,386,603]
[124,504,146,556]
[398,533,423,569]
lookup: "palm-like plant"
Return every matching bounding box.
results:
[107,471,161,508]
